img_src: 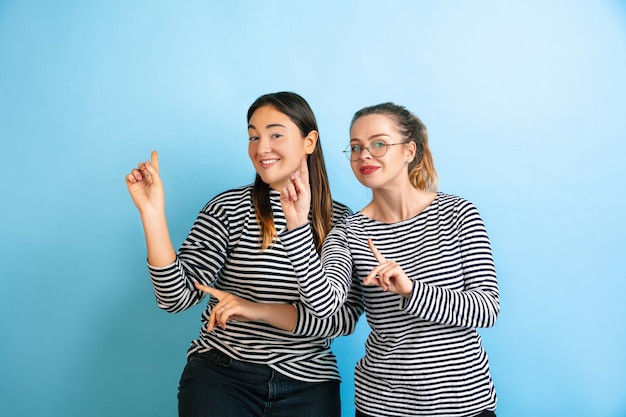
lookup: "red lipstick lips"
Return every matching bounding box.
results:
[359,165,379,175]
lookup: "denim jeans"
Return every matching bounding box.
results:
[178,349,341,417]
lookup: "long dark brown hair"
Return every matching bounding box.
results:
[247,92,333,251]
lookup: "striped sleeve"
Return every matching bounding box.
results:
[280,221,354,319]
[292,271,363,338]
[147,194,232,313]
[402,200,499,328]
[148,258,204,313]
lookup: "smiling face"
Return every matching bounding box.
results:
[247,105,318,190]
[349,113,415,190]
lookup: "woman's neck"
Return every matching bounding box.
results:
[364,186,437,223]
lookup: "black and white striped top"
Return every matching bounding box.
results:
[148,185,363,382]
[282,193,499,415]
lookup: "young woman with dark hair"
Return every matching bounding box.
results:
[125,92,363,417]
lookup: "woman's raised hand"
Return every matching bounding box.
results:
[363,238,415,298]
[280,158,311,230]
[125,150,165,214]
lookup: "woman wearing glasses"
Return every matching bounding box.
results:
[280,102,499,416]
[125,92,363,417]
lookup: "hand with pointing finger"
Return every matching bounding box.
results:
[125,150,165,214]
[194,282,298,332]
[363,238,414,298]
[194,283,252,331]
[281,158,311,230]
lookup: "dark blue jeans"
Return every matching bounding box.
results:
[178,350,341,417]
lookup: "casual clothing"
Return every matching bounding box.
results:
[357,410,496,417]
[179,350,340,417]
[147,185,363,414]
[283,192,499,417]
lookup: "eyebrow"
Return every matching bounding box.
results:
[350,133,391,142]
[248,123,287,130]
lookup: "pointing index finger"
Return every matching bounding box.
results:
[368,238,386,263]
[194,282,224,300]
[150,150,159,173]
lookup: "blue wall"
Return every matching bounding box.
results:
[1,1,625,416]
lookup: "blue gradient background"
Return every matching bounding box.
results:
[1,1,625,416]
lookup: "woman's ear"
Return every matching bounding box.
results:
[304,130,319,154]
[406,141,417,162]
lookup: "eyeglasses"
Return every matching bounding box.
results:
[342,141,408,161]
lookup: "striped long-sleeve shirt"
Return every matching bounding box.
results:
[282,193,499,416]
[148,185,363,382]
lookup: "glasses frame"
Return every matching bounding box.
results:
[342,141,408,161]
